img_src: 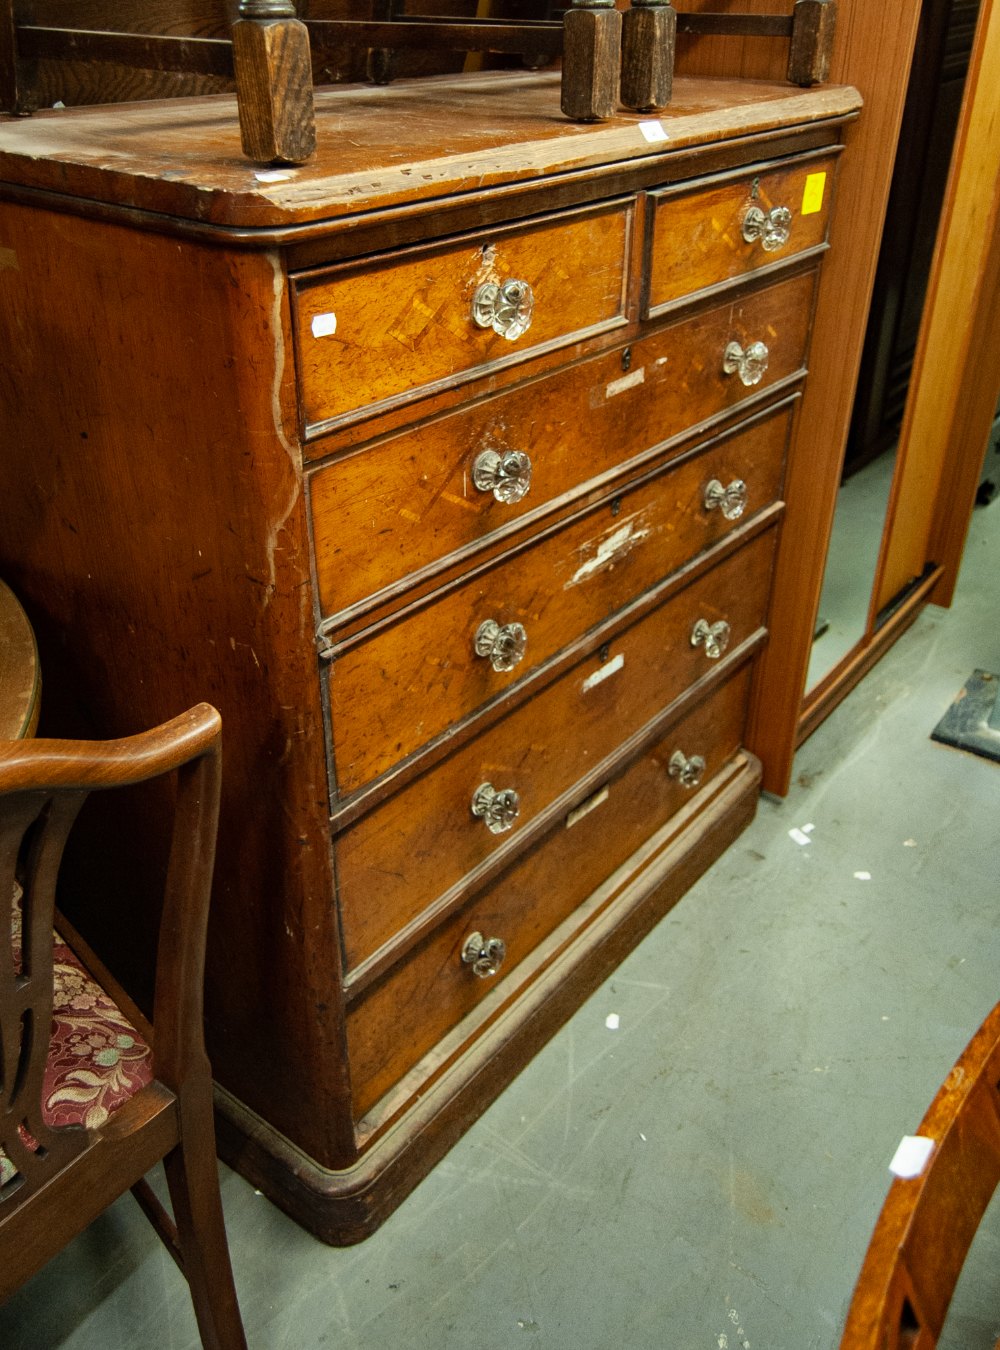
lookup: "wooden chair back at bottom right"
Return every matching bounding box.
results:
[840,999,1000,1349]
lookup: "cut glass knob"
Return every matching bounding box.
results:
[472,449,532,504]
[668,750,706,789]
[471,782,521,835]
[742,204,793,252]
[723,340,770,388]
[691,618,732,660]
[704,478,748,521]
[475,620,528,673]
[471,279,535,340]
[461,931,508,979]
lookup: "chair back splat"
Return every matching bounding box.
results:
[0,704,246,1350]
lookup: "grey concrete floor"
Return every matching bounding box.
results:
[3,502,998,1349]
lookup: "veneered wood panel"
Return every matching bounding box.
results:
[327,406,791,793]
[292,201,632,432]
[0,201,353,1166]
[646,149,837,312]
[309,269,815,621]
[335,527,776,970]
[346,664,753,1122]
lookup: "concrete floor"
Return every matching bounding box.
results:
[2,502,998,1349]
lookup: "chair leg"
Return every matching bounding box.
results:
[162,1078,247,1350]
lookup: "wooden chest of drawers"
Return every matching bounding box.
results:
[0,71,860,1243]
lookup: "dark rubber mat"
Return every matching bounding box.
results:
[931,670,1000,763]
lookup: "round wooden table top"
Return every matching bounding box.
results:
[0,579,41,739]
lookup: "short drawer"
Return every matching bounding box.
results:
[334,526,776,970]
[327,403,791,793]
[292,200,632,433]
[310,268,815,621]
[646,151,838,316]
[346,663,752,1121]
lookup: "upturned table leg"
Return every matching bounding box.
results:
[561,0,622,122]
[231,1,316,164]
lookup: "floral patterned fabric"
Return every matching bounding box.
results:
[1,894,154,1188]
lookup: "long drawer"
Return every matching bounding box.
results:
[645,150,838,315]
[310,268,816,622]
[334,526,776,970]
[293,199,632,433]
[345,663,752,1121]
[327,404,791,794]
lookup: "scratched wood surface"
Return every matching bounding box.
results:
[293,200,631,432]
[335,526,776,972]
[646,148,838,311]
[346,664,753,1121]
[0,199,353,1166]
[327,405,791,795]
[0,72,862,229]
[309,269,815,624]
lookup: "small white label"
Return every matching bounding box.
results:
[789,827,812,847]
[311,312,338,339]
[639,120,669,144]
[854,871,872,881]
[582,653,624,691]
[605,1013,620,1031]
[254,169,293,183]
[889,1135,935,1179]
[605,367,646,399]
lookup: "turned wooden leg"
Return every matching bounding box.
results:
[561,0,622,123]
[231,1,316,164]
[621,0,677,113]
[787,0,837,86]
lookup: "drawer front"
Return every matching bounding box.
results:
[346,664,752,1121]
[328,405,791,793]
[310,268,815,621]
[335,527,775,969]
[293,201,632,432]
[646,152,838,314]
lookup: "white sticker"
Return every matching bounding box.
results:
[789,827,812,847]
[854,871,872,881]
[889,1135,935,1179]
[254,169,293,183]
[605,367,646,399]
[605,1013,620,1031]
[311,312,338,339]
[582,653,624,691]
[639,120,668,144]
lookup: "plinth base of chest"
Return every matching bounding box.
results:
[214,750,761,1246]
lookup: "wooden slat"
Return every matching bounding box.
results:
[306,19,563,57]
[17,25,234,76]
[676,14,793,38]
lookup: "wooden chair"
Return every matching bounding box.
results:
[0,2,839,162]
[840,999,1000,1349]
[0,704,246,1350]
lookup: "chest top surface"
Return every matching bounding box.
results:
[0,70,861,235]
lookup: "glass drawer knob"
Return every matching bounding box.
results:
[742,204,793,252]
[472,278,535,341]
[471,782,520,835]
[691,618,731,660]
[461,931,507,979]
[472,448,532,504]
[475,620,528,673]
[668,750,706,789]
[703,478,748,521]
[723,340,770,388]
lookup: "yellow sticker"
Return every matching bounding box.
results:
[802,172,827,216]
